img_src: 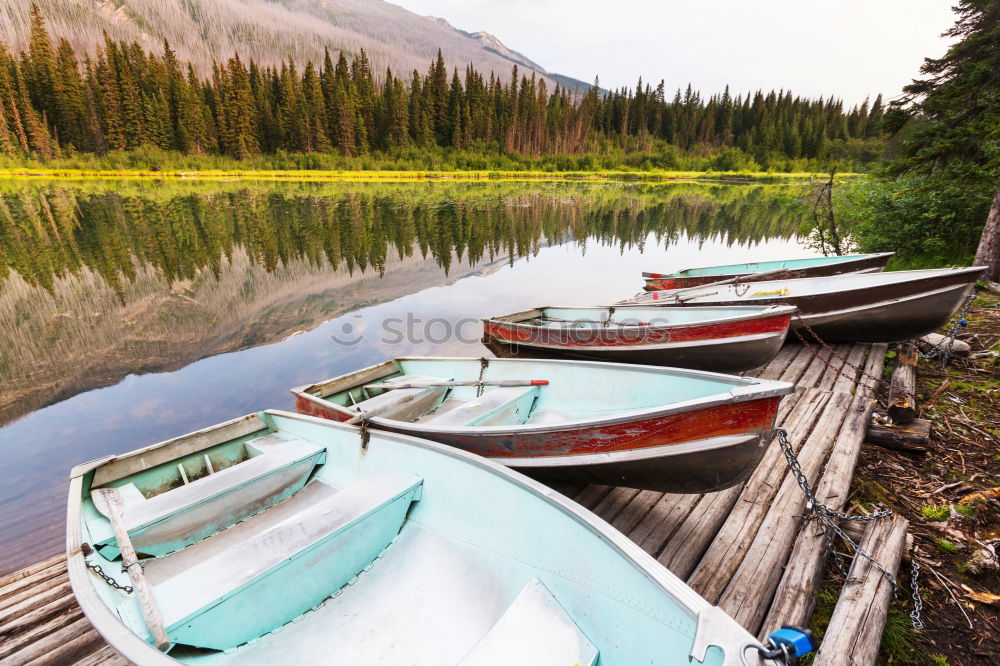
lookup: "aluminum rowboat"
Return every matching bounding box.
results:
[292,357,794,493]
[483,305,795,373]
[642,252,893,291]
[631,266,984,343]
[68,410,777,664]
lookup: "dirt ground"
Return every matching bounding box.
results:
[822,288,1000,665]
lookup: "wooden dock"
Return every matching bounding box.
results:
[0,341,893,664]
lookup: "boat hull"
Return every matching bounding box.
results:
[294,390,784,493]
[482,309,792,373]
[507,432,774,492]
[643,268,982,343]
[643,253,892,291]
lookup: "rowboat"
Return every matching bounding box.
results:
[642,252,893,291]
[629,266,984,343]
[292,357,794,492]
[483,304,796,372]
[68,410,787,664]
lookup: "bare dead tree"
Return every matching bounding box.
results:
[810,167,843,256]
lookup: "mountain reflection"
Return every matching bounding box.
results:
[0,180,804,425]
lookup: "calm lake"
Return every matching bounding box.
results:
[0,179,815,574]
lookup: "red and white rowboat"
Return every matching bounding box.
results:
[482,305,796,372]
[292,357,795,493]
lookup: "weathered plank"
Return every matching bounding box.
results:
[609,490,666,535]
[815,344,853,393]
[830,344,870,395]
[714,392,854,632]
[797,345,836,389]
[0,556,64,591]
[592,487,642,524]
[756,343,803,380]
[762,394,876,633]
[778,345,817,385]
[629,493,702,555]
[812,517,909,666]
[656,487,742,578]
[573,483,615,510]
[686,388,832,601]
[858,343,889,397]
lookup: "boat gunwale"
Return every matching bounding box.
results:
[483,304,797,332]
[66,409,768,665]
[642,265,987,302]
[641,251,895,280]
[480,330,784,354]
[291,357,795,435]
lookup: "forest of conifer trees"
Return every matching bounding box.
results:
[0,5,887,171]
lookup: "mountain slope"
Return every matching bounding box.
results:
[0,0,592,90]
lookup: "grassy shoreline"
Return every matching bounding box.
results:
[0,168,857,183]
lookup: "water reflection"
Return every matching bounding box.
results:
[0,179,809,573]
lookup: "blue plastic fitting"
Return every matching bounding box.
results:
[768,625,816,657]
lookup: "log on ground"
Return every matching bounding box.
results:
[887,342,918,424]
[865,419,932,453]
[812,516,909,666]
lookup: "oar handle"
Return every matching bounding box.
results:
[363,380,548,390]
[628,266,789,304]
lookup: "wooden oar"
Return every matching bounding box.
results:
[344,394,418,425]
[91,487,171,651]
[623,267,790,304]
[364,379,549,390]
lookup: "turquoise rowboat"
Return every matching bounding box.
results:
[67,410,783,665]
[293,357,794,493]
[642,252,893,291]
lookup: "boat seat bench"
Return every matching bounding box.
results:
[90,434,326,558]
[148,468,423,650]
[422,386,540,427]
[459,578,599,666]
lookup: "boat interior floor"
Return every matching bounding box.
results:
[172,523,600,665]
[90,428,603,662]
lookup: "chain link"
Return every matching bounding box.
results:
[909,554,924,629]
[86,561,133,594]
[792,315,893,397]
[916,293,975,369]
[359,418,370,450]
[774,428,898,594]
[477,357,489,397]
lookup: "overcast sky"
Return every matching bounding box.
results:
[392,0,957,106]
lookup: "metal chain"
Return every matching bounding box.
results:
[916,293,974,369]
[87,561,133,594]
[775,428,899,594]
[792,315,893,396]
[909,554,924,629]
[359,418,370,450]
[477,357,489,397]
